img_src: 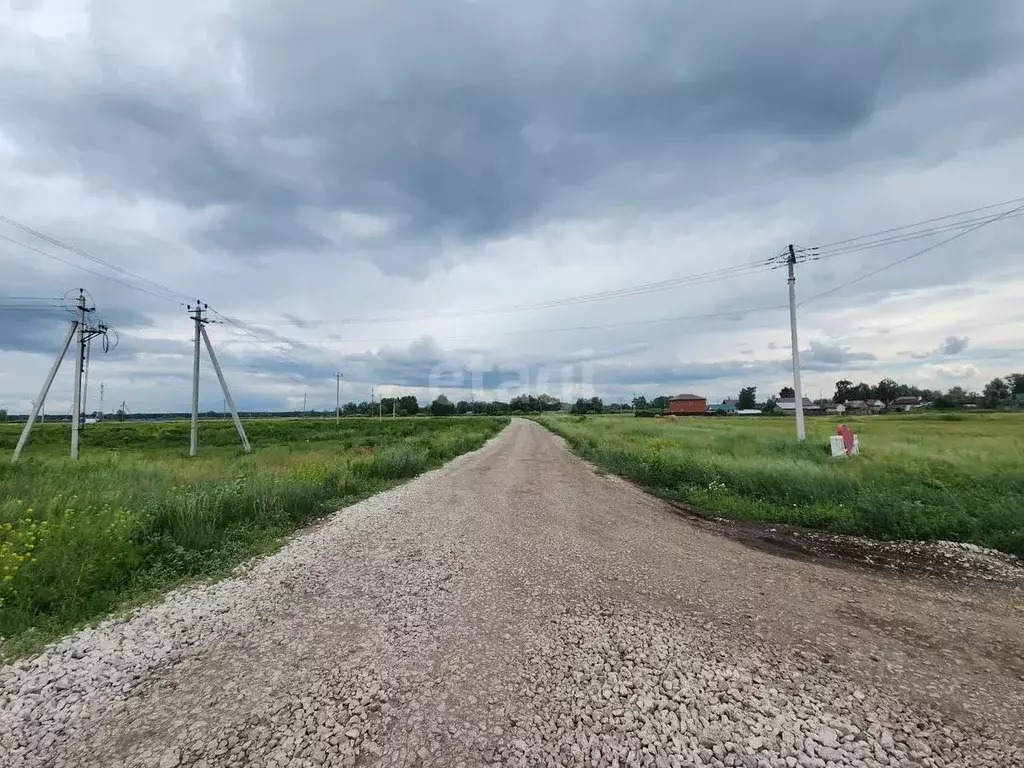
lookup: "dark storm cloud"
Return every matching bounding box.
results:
[3,1,1021,273]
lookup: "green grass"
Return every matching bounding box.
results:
[532,412,1024,557]
[0,416,507,657]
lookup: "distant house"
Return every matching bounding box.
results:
[892,396,924,412]
[774,397,823,415]
[820,401,845,415]
[844,399,885,415]
[706,402,737,415]
[668,394,707,415]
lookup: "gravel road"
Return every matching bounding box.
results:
[2,419,1022,767]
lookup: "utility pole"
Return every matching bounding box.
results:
[334,372,343,424]
[188,301,251,455]
[370,386,374,418]
[302,391,307,417]
[99,382,105,420]
[392,397,396,418]
[189,302,203,456]
[70,291,87,459]
[12,290,110,462]
[787,245,806,441]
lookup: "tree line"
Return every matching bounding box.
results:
[758,374,1024,410]
[340,373,1024,418]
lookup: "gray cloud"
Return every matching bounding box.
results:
[937,335,971,355]
[4,2,1022,271]
[2,1,1023,411]
[907,335,971,359]
[801,342,877,371]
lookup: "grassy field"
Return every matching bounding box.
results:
[533,412,1024,557]
[0,416,507,657]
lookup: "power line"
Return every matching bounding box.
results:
[292,304,788,344]
[0,213,192,304]
[795,208,1024,263]
[274,260,775,326]
[807,196,1024,251]
[800,202,1024,306]
[0,233,185,305]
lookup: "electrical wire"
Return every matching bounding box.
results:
[806,196,1024,251]
[800,202,1024,306]
[796,208,1024,263]
[0,234,185,305]
[276,260,775,326]
[0,213,193,304]
[293,304,789,344]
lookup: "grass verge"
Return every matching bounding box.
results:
[532,413,1024,557]
[0,416,507,658]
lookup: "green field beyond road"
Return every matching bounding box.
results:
[534,412,1024,558]
[0,417,508,657]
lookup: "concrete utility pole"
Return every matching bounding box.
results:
[70,291,86,458]
[200,323,251,453]
[188,301,251,455]
[99,382,105,420]
[189,302,203,456]
[335,372,343,424]
[787,245,806,441]
[12,289,110,463]
[13,323,77,462]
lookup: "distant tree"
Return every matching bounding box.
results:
[455,400,472,415]
[632,395,649,410]
[429,394,456,416]
[650,395,670,410]
[982,378,1010,408]
[1006,373,1024,395]
[537,393,562,412]
[833,379,853,403]
[0,408,6,422]
[845,382,872,401]
[761,396,778,412]
[779,386,795,399]
[947,386,969,405]
[341,402,359,416]
[874,378,899,405]
[738,386,757,410]
[397,395,420,416]
[570,397,604,415]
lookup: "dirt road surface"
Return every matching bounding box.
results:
[2,419,1022,767]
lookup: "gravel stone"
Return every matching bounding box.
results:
[1,420,1021,767]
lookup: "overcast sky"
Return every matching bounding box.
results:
[1,0,1023,414]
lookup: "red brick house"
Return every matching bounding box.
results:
[668,393,707,415]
